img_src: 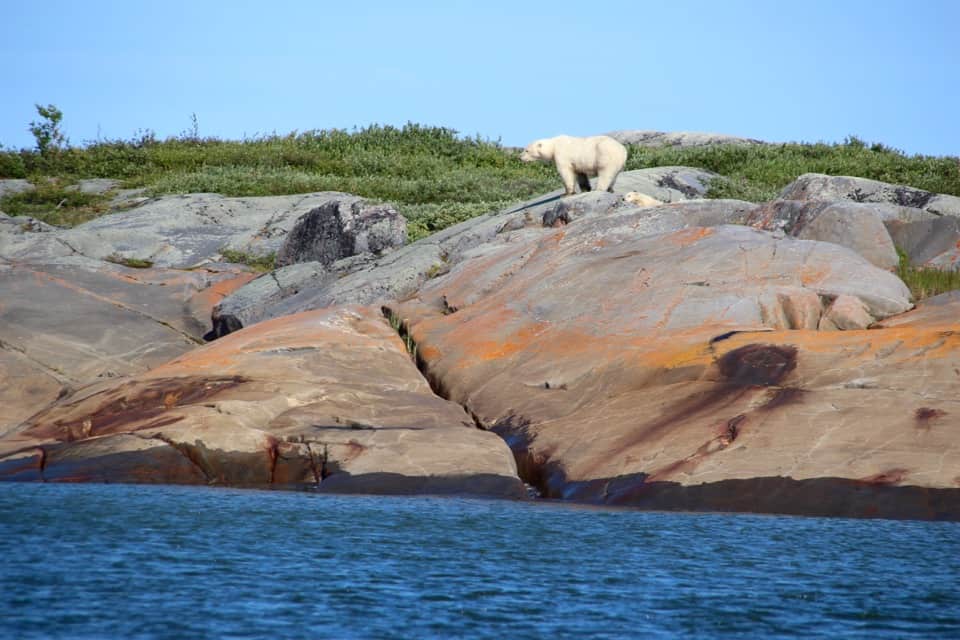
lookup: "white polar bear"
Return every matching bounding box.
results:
[623,191,664,207]
[520,135,628,196]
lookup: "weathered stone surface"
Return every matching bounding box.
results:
[747,200,899,270]
[1,191,367,268]
[210,262,330,339]
[210,181,745,337]
[874,290,960,329]
[886,215,960,269]
[0,212,58,235]
[606,131,764,147]
[0,179,35,198]
[818,294,875,330]
[539,192,626,227]
[67,179,121,195]
[0,255,253,432]
[779,173,960,218]
[613,167,719,201]
[275,196,406,268]
[386,220,958,519]
[0,306,524,497]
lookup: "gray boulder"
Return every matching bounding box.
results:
[886,216,960,268]
[0,179,35,198]
[606,130,764,147]
[275,197,406,268]
[779,173,960,217]
[747,200,899,270]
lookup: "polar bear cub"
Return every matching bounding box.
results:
[520,135,628,196]
[623,191,664,207]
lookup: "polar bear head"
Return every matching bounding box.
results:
[519,138,554,163]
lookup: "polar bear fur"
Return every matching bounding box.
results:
[520,135,628,196]
[623,191,664,207]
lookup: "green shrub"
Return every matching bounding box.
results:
[220,249,276,272]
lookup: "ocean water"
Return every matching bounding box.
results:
[1,484,958,639]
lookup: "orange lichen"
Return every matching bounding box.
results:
[667,227,714,247]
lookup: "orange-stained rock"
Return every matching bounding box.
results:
[390,224,959,519]
[0,306,524,498]
[0,256,254,432]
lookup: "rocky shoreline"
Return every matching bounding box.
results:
[2,152,959,519]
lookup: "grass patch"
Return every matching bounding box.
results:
[220,249,276,273]
[897,249,960,302]
[384,308,418,361]
[0,180,111,226]
[0,124,557,233]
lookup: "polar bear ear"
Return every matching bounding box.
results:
[536,142,543,150]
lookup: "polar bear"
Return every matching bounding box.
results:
[623,191,664,207]
[520,135,628,196]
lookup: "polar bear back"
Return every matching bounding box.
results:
[548,135,627,174]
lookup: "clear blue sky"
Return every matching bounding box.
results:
[3,0,958,156]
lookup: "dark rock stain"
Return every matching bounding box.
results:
[893,187,934,209]
[915,407,946,428]
[718,344,798,387]
[37,376,249,442]
[760,387,806,411]
[859,468,909,486]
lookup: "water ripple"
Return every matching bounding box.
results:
[1,484,958,639]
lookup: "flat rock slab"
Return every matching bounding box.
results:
[0,306,524,497]
[0,256,253,432]
[387,220,960,519]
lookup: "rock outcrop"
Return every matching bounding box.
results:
[2,159,959,518]
[388,219,955,519]
[606,131,764,147]
[746,200,900,270]
[1,191,389,269]
[779,173,960,218]
[0,255,254,432]
[0,306,524,497]
[275,196,406,267]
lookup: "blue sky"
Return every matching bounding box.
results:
[3,0,958,155]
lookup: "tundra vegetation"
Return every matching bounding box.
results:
[2,105,959,299]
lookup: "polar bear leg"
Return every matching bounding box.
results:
[576,173,592,192]
[596,167,620,193]
[556,163,578,196]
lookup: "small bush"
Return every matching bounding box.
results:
[220,249,276,272]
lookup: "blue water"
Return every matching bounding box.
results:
[1,484,958,639]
